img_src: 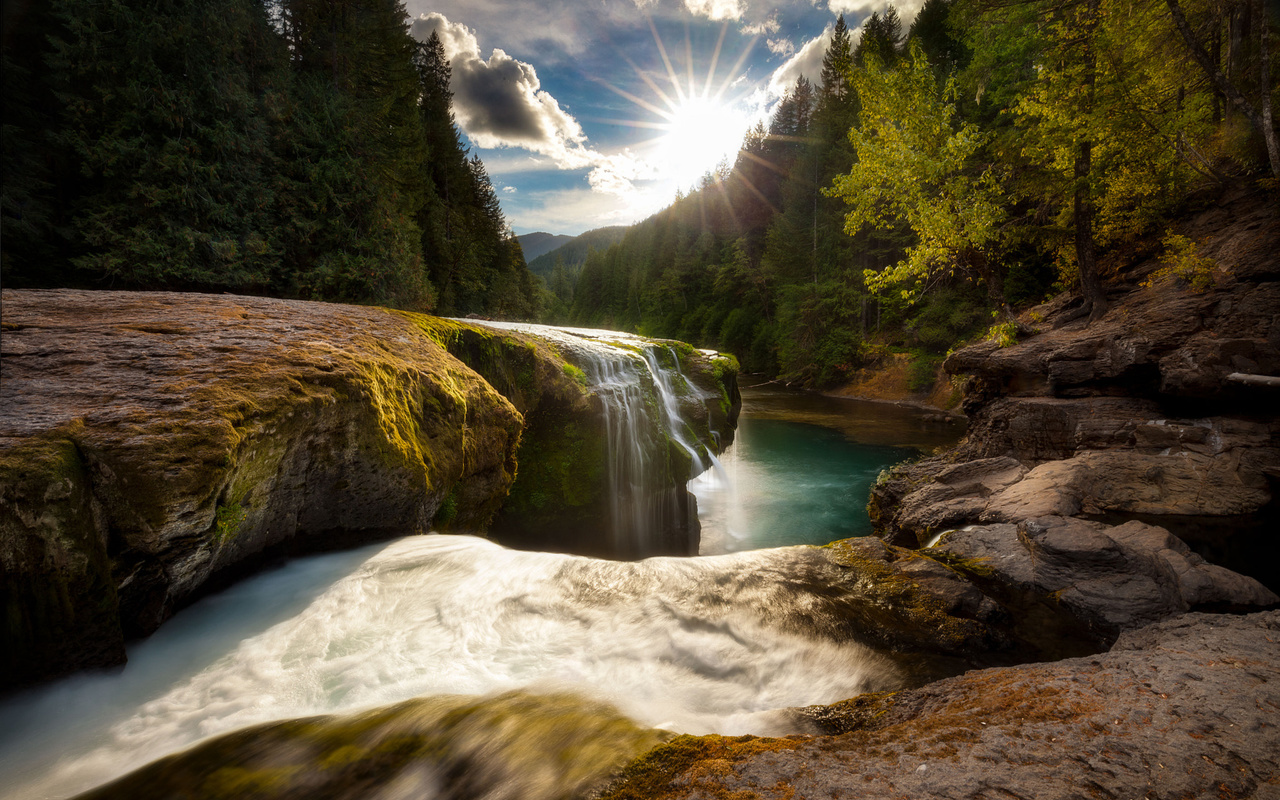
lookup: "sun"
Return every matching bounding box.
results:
[654,95,753,183]
[594,19,760,192]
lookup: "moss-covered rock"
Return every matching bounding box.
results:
[1,290,523,687]
[1,292,741,687]
[397,316,740,558]
[0,429,124,684]
[75,690,669,800]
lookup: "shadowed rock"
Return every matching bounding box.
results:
[598,611,1280,800]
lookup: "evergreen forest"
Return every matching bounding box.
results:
[2,0,538,318]
[563,0,1278,388]
[2,0,1277,389]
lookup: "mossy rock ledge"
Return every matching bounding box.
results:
[0,290,737,688]
[403,316,739,559]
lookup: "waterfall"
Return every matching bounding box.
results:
[458,322,716,557]
[640,345,707,474]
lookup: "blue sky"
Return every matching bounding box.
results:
[404,0,923,235]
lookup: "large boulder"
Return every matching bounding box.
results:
[1,290,524,686]
[599,611,1280,799]
[935,517,1277,640]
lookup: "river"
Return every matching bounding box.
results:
[696,380,962,553]
[0,382,961,799]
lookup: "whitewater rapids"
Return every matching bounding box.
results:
[0,534,896,799]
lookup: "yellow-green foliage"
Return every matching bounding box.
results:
[562,362,588,386]
[1143,233,1218,292]
[828,40,1005,303]
[984,319,1019,348]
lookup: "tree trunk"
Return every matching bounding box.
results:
[1165,0,1280,177]
[1075,140,1108,322]
[1075,0,1107,323]
[1258,0,1277,176]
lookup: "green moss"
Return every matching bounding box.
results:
[203,766,301,796]
[434,486,460,528]
[800,690,902,735]
[819,538,990,655]
[562,362,588,386]
[214,498,247,542]
[921,548,998,581]
[81,691,665,800]
[501,415,608,529]
[598,733,804,800]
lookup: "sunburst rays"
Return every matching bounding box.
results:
[590,18,762,187]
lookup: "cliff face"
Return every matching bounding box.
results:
[0,290,739,688]
[870,195,1280,590]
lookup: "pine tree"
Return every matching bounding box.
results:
[50,0,285,290]
[820,15,855,100]
[855,8,905,66]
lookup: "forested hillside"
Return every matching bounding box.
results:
[568,0,1278,388]
[530,226,630,318]
[1,0,538,318]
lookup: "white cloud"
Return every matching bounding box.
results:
[767,37,796,57]
[766,24,832,97]
[740,15,780,36]
[411,12,659,201]
[827,0,927,27]
[683,0,746,20]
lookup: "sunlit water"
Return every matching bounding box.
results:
[0,535,896,799]
[695,382,961,554]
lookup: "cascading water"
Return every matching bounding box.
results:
[0,535,897,799]
[462,321,721,557]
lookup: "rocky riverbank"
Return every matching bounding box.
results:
[0,290,738,688]
[594,193,1280,797]
[870,194,1280,588]
[599,610,1280,799]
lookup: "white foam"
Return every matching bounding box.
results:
[0,535,892,799]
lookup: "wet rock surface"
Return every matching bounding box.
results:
[599,610,1280,800]
[1,290,524,686]
[936,517,1277,640]
[76,691,669,800]
[1,290,740,688]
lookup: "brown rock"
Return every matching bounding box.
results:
[2,289,524,686]
[937,516,1277,636]
[602,611,1280,800]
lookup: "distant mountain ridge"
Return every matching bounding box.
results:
[516,232,576,263]
[527,226,629,280]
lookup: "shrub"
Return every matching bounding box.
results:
[1142,233,1217,292]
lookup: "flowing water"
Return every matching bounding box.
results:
[0,536,895,799]
[0,340,964,798]
[458,321,727,556]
